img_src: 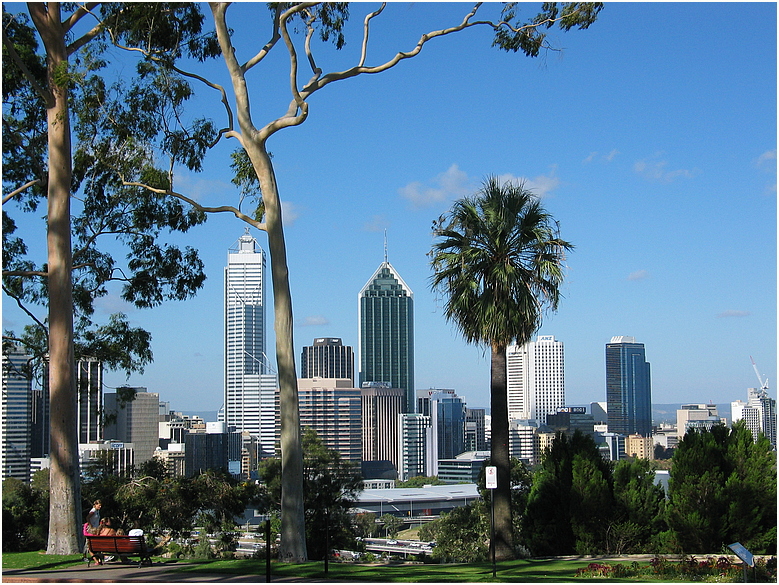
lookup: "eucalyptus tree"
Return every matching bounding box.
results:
[430,177,573,559]
[118,2,600,561]
[2,3,217,554]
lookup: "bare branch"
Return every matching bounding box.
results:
[302,3,578,98]
[63,3,106,55]
[3,179,41,205]
[1,26,53,106]
[122,180,266,232]
[242,4,282,73]
[359,4,386,68]
[2,284,48,332]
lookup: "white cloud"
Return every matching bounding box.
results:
[399,164,472,208]
[281,201,301,226]
[755,149,776,168]
[298,315,329,327]
[363,214,389,233]
[716,310,751,318]
[627,270,649,281]
[634,152,700,182]
[496,168,560,198]
[172,172,233,203]
[583,150,619,164]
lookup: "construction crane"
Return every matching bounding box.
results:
[750,356,769,391]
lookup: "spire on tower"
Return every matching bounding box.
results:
[384,229,388,264]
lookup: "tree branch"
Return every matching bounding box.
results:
[3,179,41,205]
[121,180,266,231]
[359,4,386,68]
[1,26,53,106]
[2,284,48,332]
[242,4,282,73]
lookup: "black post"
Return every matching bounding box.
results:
[265,519,271,582]
[491,494,496,579]
[324,509,329,577]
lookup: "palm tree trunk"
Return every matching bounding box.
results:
[490,345,514,560]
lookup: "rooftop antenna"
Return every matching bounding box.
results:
[384,229,388,264]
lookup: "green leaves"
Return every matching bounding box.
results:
[430,176,573,350]
[494,2,604,56]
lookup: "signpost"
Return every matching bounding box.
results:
[728,542,754,582]
[486,466,497,579]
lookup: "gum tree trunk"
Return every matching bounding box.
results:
[29,2,82,555]
[245,143,307,562]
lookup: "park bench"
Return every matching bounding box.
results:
[85,535,152,568]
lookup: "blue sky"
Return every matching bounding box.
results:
[3,2,776,415]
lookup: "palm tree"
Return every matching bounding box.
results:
[430,176,573,560]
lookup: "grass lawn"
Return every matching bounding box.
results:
[0,551,655,582]
[4,551,772,582]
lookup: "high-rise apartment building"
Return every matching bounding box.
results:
[361,383,404,472]
[606,336,652,437]
[224,230,271,438]
[77,358,103,443]
[32,357,104,458]
[298,378,362,462]
[103,387,160,465]
[732,387,776,447]
[465,407,487,451]
[506,335,565,425]
[358,259,414,412]
[301,338,354,383]
[2,347,32,481]
[398,413,429,481]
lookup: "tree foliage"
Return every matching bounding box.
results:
[260,427,363,560]
[665,421,776,554]
[2,470,50,552]
[430,176,574,560]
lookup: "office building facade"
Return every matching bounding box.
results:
[2,347,33,481]
[301,338,354,383]
[732,387,777,448]
[507,335,565,425]
[103,387,160,465]
[358,261,414,412]
[361,383,404,472]
[398,413,429,481]
[225,230,269,436]
[606,336,652,437]
[298,378,362,462]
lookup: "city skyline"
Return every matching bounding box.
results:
[2,3,775,413]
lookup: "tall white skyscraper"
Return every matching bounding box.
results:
[2,346,32,481]
[506,335,565,425]
[225,230,276,443]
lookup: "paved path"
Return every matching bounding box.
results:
[2,561,338,584]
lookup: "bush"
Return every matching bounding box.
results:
[576,556,777,582]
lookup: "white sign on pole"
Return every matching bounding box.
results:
[485,465,497,489]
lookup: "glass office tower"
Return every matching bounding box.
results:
[606,336,652,437]
[358,261,415,412]
[224,230,270,435]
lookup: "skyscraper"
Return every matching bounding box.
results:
[358,258,414,412]
[731,387,777,448]
[361,383,404,471]
[301,338,354,383]
[2,346,32,481]
[77,358,103,444]
[605,336,652,437]
[224,230,274,438]
[103,387,160,465]
[298,378,362,462]
[506,335,565,425]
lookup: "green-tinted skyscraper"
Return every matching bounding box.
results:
[606,336,652,437]
[358,260,415,412]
